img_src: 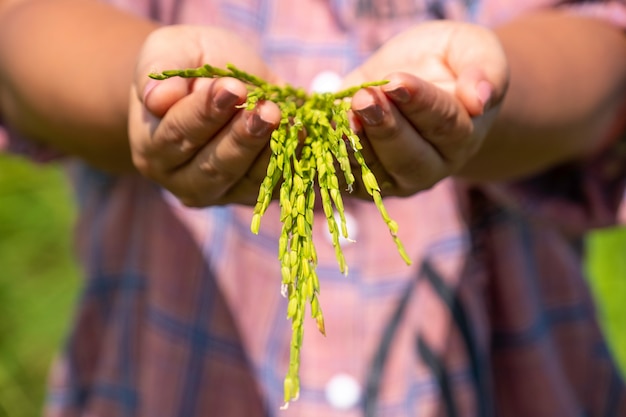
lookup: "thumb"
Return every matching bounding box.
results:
[447,25,509,116]
[455,68,498,117]
[133,27,200,118]
[140,76,190,118]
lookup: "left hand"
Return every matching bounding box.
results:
[342,20,509,198]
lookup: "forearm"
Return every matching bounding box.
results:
[460,10,626,181]
[0,0,158,172]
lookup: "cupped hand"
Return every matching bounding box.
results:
[342,20,509,197]
[129,25,282,207]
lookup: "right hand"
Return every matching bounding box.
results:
[129,25,282,207]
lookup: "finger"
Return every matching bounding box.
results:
[153,77,249,165]
[454,66,495,116]
[446,24,509,114]
[220,144,275,205]
[142,76,190,119]
[165,99,281,207]
[132,28,204,114]
[380,73,478,166]
[351,86,450,195]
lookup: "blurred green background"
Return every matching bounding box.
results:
[0,154,80,417]
[0,153,625,417]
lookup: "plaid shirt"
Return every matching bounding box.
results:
[3,0,626,416]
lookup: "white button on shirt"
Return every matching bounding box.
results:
[310,70,343,93]
[325,373,362,410]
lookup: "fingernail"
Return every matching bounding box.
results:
[213,88,240,110]
[143,80,160,102]
[384,85,410,104]
[476,80,493,109]
[247,113,274,136]
[356,104,384,126]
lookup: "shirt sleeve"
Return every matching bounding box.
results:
[475,0,626,28]
[561,0,626,28]
[480,134,626,237]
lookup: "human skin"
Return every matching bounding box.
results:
[346,12,626,183]
[0,0,156,172]
[0,0,625,206]
[127,22,505,206]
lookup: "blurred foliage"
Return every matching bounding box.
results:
[586,226,626,374]
[0,154,80,417]
[0,152,625,417]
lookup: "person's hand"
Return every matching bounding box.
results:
[342,20,509,197]
[129,25,282,207]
